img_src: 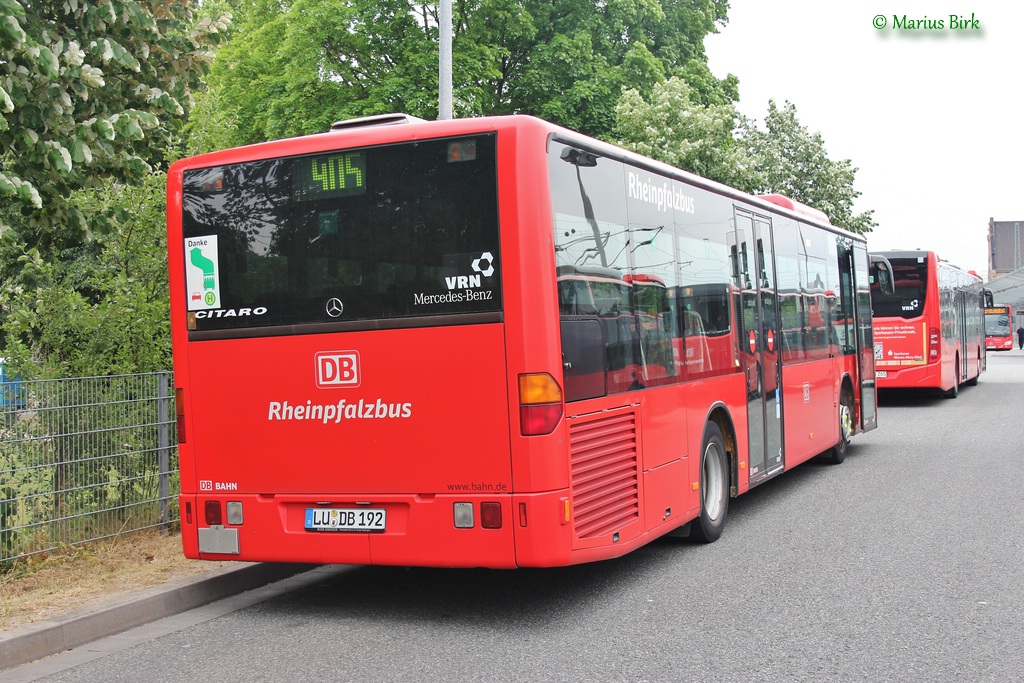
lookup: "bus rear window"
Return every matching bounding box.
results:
[180,135,500,335]
[870,257,927,319]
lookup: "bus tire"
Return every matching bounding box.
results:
[821,384,853,464]
[943,359,960,399]
[691,422,729,543]
[966,356,981,386]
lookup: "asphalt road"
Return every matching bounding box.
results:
[8,351,1024,682]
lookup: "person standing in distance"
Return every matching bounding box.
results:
[1017,324,1024,350]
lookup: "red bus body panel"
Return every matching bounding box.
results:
[182,327,512,496]
[780,358,841,467]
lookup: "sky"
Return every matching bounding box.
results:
[703,0,1023,280]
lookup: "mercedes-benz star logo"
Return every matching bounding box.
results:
[326,298,344,318]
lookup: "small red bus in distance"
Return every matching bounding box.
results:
[869,250,987,397]
[168,114,880,568]
[984,304,1014,351]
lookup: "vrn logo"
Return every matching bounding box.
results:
[445,252,495,290]
[901,299,919,312]
[316,351,360,388]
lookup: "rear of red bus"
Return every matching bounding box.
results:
[167,116,571,568]
[870,250,954,392]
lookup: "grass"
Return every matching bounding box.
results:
[0,529,230,631]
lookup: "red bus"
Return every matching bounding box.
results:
[984,305,1014,351]
[167,114,880,568]
[870,250,987,397]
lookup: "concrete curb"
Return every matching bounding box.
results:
[0,562,314,671]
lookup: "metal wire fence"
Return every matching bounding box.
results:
[0,372,177,567]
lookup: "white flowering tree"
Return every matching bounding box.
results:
[611,76,758,192]
[740,100,875,235]
[0,0,230,244]
[612,86,874,236]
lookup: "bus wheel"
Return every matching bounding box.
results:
[821,386,853,464]
[943,359,960,399]
[966,357,981,386]
[691,422,729,543]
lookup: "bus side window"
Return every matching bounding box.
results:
[559,281,597,316]
[560,319,606,401]
[558,275,605,401]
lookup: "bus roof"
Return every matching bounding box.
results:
[869,249,982,281]
[757,194,831,225]
[172,113,865,242]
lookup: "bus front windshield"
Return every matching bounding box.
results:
[870,258,927,319]
[985,311,1010,337]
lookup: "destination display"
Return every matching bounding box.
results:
[292,151,367,201]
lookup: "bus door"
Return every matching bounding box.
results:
[733,210,783,482]
[956,289,970,382]
[855,244,879,431]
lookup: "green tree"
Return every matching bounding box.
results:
[0,0,230,246]
[611,76,757,191]
[0,174,171,379]
[741,100,875,234]
[208,0,734,146]
[181,88,238,158]
[503,0,733,134]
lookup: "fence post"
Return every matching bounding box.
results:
[157,371,170,529]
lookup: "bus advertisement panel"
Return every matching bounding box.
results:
[984,305,1014,351]
[168,115,878,568]
[870,250,986,397]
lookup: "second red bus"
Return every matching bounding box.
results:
[870,250,987,397]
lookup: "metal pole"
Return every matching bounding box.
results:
[439,0,453,120]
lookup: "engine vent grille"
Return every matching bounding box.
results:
[569,411,639,539]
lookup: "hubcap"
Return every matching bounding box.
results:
[703,442,725,521]
[839,401,853,443]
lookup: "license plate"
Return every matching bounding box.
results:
[875,370,887,378]
[305,507,386,532]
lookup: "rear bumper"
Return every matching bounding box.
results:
[179,486,672,568]
[182,487,656,569]
[875,363,942,389]
[182,492,524,568]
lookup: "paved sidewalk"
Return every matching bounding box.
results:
[0,562,314,672]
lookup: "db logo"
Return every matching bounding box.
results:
[200,480,213,491]
[316,351,361,388]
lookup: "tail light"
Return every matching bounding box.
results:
[518,373,563,436]
[480,502,502,529]
[205,500,222,525]
[453,502,504,529]
[928,327,940,361]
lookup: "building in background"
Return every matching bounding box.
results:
[988,218,1024,280]
[987,218,1024,328]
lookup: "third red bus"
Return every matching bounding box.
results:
[984,304,1015,351]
